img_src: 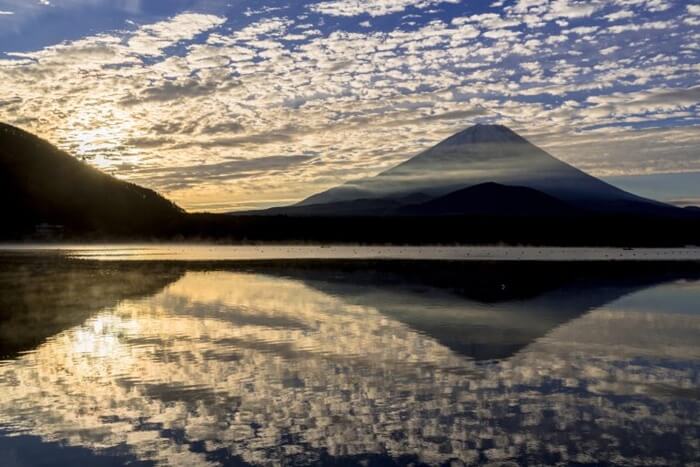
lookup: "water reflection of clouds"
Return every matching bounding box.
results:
[0,271,698,466]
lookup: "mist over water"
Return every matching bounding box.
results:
[0,253,698,466]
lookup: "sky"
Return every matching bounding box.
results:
[0,0,699,212]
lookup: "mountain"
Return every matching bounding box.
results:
[255,182,578,218]
[0,123,183,238]
[263,124,678,217]
[398,182,576,217]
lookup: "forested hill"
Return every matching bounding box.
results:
[0,123,183,238]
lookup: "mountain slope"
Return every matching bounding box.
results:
[240,192,433,217]
[295,124,674,215]
[399,182,577,217]
[0,123,183,237]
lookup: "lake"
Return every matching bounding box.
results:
[0,248,699,466]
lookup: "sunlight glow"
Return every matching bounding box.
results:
[61,107,137,170]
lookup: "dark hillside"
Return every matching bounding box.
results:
[398,182,577,216]
[0,123,183,238]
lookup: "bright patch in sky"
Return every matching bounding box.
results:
[0,0,698,211]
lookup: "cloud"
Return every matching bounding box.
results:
[423,108,489,121]
[510,0,601,20]
[198,121,245,135]
[127,13,226,56]
[604,9,634,21]
[547,0,600,19]
[599,46,619,55]
[131,155,317,190]
[124,135,176,148]
[120,79,235,106]
[586,86,700,117]
[606,20,673,34]
[310,0,460,17]
[483,29,521,39]
[453,13,519,29]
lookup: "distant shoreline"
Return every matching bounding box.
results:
[3,244,700,262]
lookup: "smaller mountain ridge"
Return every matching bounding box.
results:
[399,182,577,217]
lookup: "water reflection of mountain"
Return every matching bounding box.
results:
[238,261,700,361]
[1,257,699,363]
[0,255,184,358]
[0,257,699,466]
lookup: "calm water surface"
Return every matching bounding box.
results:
[0,253,699,466]
[3,244,700,261]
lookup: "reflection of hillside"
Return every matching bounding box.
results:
[240,261,700,361]
[0,256,184,358]
[0,267,698,466]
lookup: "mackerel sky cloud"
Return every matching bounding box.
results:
[0,0,698,211]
